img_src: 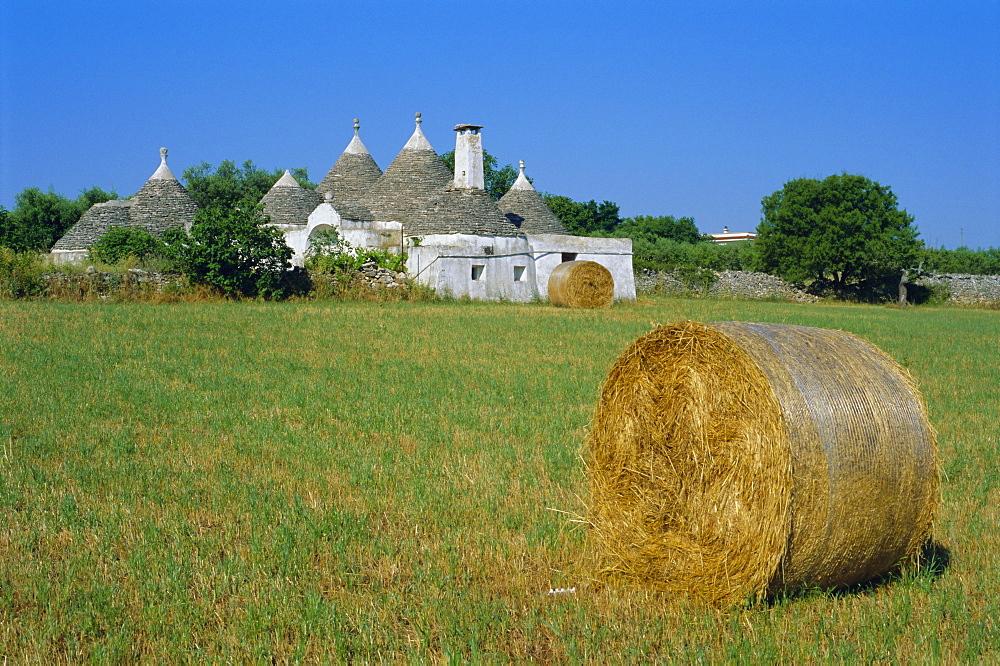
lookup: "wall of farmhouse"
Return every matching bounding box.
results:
[526,234,636,301]
[406,234,537,302]
[279,203,403,267]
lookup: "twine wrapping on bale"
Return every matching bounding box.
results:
[586,321,939,605]
[548,261,614,308]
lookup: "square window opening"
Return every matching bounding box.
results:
[513,266,526,282]
[561,252,578,263]
[471,265,485,280]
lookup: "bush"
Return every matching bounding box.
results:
[162,203,294,299]
[0,249,47,299]
[89,227,165,264]
[305,229,406,275]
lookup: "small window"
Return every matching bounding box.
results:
[513,266,526,282]
[482,246,495,256]
[471,265,485,280]
[561,252,577,263]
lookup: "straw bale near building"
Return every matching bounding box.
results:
[586,320,939,605]
[548,260,614,308]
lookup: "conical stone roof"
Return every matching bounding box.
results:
[130,147,199,235]
[259,170,323,226]
[431,187,523,236]
[51,200,134,251]
[316,119,382,220]
[498,161,571,235]
[360,113,457,232]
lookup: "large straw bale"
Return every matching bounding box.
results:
[586,321,939,605]
[548,261,614,308]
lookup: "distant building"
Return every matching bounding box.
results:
[265,114,635,302]
[709,227,757,244]
[52,115,636,303]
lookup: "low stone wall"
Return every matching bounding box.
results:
[916,273,1000,305]
[636,269,818,302]
[41,269,187,296]
[40,264,410,297]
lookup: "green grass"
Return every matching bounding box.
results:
[1,297,997,661]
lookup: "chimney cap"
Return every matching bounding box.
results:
[454,124,483,132]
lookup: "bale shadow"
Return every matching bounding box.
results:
[765,541,951,606]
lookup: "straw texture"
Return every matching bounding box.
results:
[586,321,938,605]
[548,261,614,308]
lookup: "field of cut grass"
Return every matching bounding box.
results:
[1,296,997,661]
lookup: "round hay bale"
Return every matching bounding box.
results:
[586,321,939,605]
[548,261,614,308]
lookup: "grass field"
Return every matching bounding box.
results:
[1,296,997,662]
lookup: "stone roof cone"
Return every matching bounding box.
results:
[52,147,199,254]
[130,147,199,235]
[316,118,383,219]
[260,170,323,226]
[498,160,571,235]
[361,112,455,231]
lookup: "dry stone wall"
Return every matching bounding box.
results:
[916,273,1000,305]
[636,269,818,302]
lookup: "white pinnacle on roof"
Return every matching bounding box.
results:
[510,160,535,191]
[343,118,371,155]
[402,112,433,151]
[150,147,177,180]
[272,169,300,188]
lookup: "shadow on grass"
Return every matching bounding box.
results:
[765,540,952,606]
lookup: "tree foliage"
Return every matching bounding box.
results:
[162,203,294,299]
[182,161,315,212]
[613,215,705,245]
[0,186,117,251]
[756,174,921,298]
[920,246,1000,275]
[89,226,165,264]
[542,195,622,235]
[438,150,519,201]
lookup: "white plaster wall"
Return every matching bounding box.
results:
[526,234,636,301]
[406,234,537,302]
[50,249,89,265]
[277,204,404,266]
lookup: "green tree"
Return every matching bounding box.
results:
[182,161,315,211]
[162,203,294,298]
[1,186,117,251]
[542,194,622,235]
[613,215,705,245]
[756,174,921,298]
[439,150,520,200]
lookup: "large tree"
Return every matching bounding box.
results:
[182,161,314,211]
[756,174,921,297]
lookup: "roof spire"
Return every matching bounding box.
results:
[150,146,177,181]
[345,117,370,155]
[273,169,300,188]
[403,111,433,151]
[509,158,535,191]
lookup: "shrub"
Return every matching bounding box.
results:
[0,249,47,299]
[162,203,294,299]
[305,229,406,275]
[89,227,165,264]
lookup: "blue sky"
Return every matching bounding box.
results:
[2,1,998,249]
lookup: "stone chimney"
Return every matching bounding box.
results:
[453,124,484,189]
